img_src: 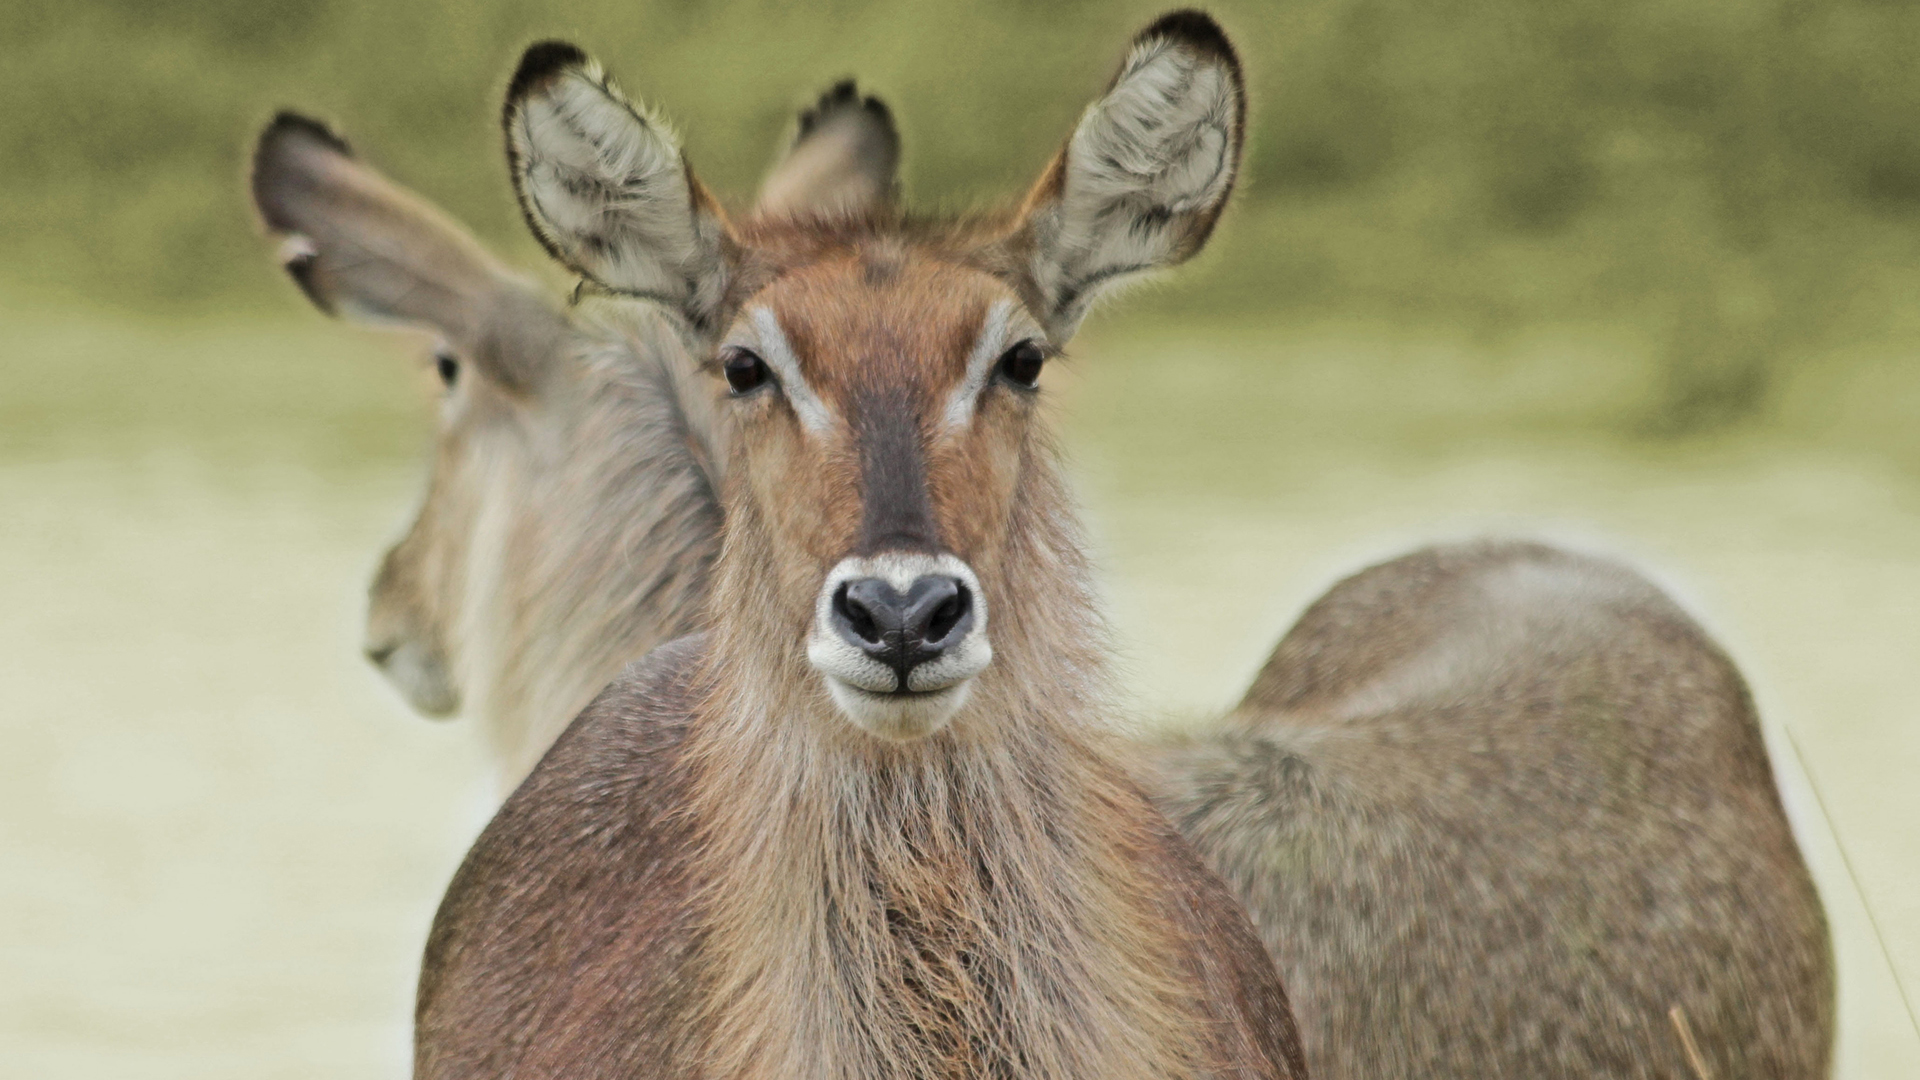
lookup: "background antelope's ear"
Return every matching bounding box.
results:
[250,111,563,390]
[754,80,900,219]
[504,42,730,326]
[1014,10,1245,339]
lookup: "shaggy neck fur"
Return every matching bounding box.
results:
[467,306,723,784]
[683,445,1204,1080]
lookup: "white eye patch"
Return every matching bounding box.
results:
[743,307,834,435]
[941,299,1026,433]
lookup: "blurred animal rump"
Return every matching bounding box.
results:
[1154,539,1832,1078]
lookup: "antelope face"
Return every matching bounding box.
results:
[360,362,528,719]
[711,257,1051,737]
[250,112,578,721]
[501,11,1244,739]
[363,433,467,718]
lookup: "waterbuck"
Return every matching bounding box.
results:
[416,12,1309,1080]
[251,80,902,784]
[250,15,1832,1079]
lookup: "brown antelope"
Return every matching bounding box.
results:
[416,12,1309,1080]
[251,80,903,785]
[251,15,1833,1079]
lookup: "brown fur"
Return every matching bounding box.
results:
[416,637,709,1080]
[419,632,1302,1080]
[417,227,1304,1080]
[416,13,1304,1080]
[255,15,1833,1077]
[1150,540,1833,1078]
[255,42,1833,1080]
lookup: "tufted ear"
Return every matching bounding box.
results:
[1012,10,1245,340]
[503,42,732,327]
[754,80,900,219]
[250,111,564,390]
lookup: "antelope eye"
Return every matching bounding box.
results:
[996,339,1045,390]
[722,348,771,395]
[434,348,459,389]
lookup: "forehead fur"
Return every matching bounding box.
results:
[735,225,1020,397]
[724,210,1034,326]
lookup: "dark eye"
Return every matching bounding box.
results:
[722,348,771,395]
[996,339,1045,390]
[434,348,459,389]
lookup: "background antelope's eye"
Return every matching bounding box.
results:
[434,348,459,389]
[722,348,771,395]
[996,340,1045,389]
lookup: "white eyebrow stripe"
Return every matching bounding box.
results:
[750,306,834,434]
[941,299,1016,433]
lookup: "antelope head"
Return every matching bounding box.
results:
[249,83,899,777]
[503,11,1244,741]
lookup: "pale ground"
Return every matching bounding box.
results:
[2,308,1915,1077]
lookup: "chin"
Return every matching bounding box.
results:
[823,676,974,740]
[380,645,461,717]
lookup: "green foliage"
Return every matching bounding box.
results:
[7,0,1920,428]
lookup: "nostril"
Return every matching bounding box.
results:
[833,583,883,645]
[926,586,969,644]
[364,642,397,666]
[899,576,970,653]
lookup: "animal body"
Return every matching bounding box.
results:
[414,13,1307,1080]
[1151,539,1833,1078]
[252,9,1833,1078]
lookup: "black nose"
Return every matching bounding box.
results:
[831,575,975,690]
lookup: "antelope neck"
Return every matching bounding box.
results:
[680,653,1197,1080]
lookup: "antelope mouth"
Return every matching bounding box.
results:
[806,552,992,739]
[363,635,460,718]
[821,680,978,741]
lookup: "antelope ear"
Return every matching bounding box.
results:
[250,111,563,390]
[503,42,731,326]
[754,80,900,219]
[1014,10,1245,339]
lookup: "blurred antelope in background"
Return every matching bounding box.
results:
[252,79,899,784]
[252,7,1832,1078]
[415,14,1308,1080]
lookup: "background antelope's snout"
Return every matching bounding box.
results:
[361,633,459,717]
[830,575,974,691]
[364,547,460,718]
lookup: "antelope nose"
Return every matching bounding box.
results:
[831,575,975,690]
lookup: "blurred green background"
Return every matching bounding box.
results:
[3,1,1918,1077]
[10,0,1920,433]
